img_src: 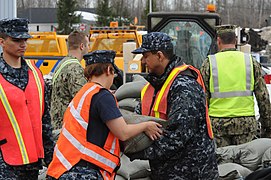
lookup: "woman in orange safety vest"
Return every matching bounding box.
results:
[47,50,162,180]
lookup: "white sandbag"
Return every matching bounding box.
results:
[216,138,271,171]
[218,163,252,179]
[118,98,140,112]
[117,154,151,179]
[132,74,148,83]
[115,81,147,101]
[262,146,271,167]
[120,109,168,154]
[115,175,126,180]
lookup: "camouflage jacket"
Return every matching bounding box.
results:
[200,48,271,134]
[133,55,219,180]
[0,56,54,170]
[50,56,87,130]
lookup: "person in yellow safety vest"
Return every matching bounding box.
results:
[0,18,54,179]
[127,32,218,180]
[200,24,271,148]
[46,50,163,180]
[50,30,89,130]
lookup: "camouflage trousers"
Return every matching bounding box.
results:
[211,116,257,148]
[0,154,39,180]
[47,165,103,180]
[213,131,257,148]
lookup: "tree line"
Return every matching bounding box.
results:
[17,0,271,34]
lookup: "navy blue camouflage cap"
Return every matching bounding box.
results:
[83,50,121,75]
[0,18,32,39]
[132,32,173,54]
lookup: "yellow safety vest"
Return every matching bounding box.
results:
[208,51,255,117]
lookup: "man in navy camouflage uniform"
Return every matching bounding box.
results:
[0,18,54,179]
[200,25,271,148]
[128,32,218,180]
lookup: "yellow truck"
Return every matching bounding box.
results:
[25,28,143,76]
[89,26,144,71]
[25,32,69,75]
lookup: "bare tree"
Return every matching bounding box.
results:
[16,0,271,28]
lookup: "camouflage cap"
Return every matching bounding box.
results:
[0,18,32,39]
[83,50,121,75]
[216,24,236,35]
[132,32,173,54]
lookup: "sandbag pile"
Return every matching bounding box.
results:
[116,154,151,180]
[115,75,159,180]
[218,163,252,180]
[216,138,271,179]
[115,74,147,111]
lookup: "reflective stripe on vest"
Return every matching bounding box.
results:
[141,64,214,139]
[25,60,43,117]
[0,84,29,164]
[154,65,188,118]
[52,59,80,84]
[47,83,120,179]
[209,52,255,117]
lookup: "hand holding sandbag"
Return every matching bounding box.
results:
[120,109,168,154]
[144,121,163,140]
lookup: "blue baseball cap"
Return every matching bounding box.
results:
[0,18,32,39]
[83,50,121,76]
[132,32,173,54]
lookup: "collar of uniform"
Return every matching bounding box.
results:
[0,57,28,74]
[66,55,79,60]
[220,48,237,52]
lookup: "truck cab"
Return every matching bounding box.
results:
[25,32,69,75]
[147,11,221,69]
[89,26,143,71]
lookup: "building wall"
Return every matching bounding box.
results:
[29,23,58,32]
[0,0,16,53]
[0,0,16,19]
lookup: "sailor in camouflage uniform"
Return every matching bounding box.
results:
[128,32,218,180]
[200,25,271,148]
[0,18,54,179]
[50,31,89,130]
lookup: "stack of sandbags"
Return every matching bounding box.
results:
[116,154,151,180]
[216,138,271,179]
[115,75,166,179]
[261,146,271,168]
[115,75,147,112]
[218,163,252,180]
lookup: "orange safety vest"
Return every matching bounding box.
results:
[0,60,45,165]
[141,64,213,139]
[47,82,120,180]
